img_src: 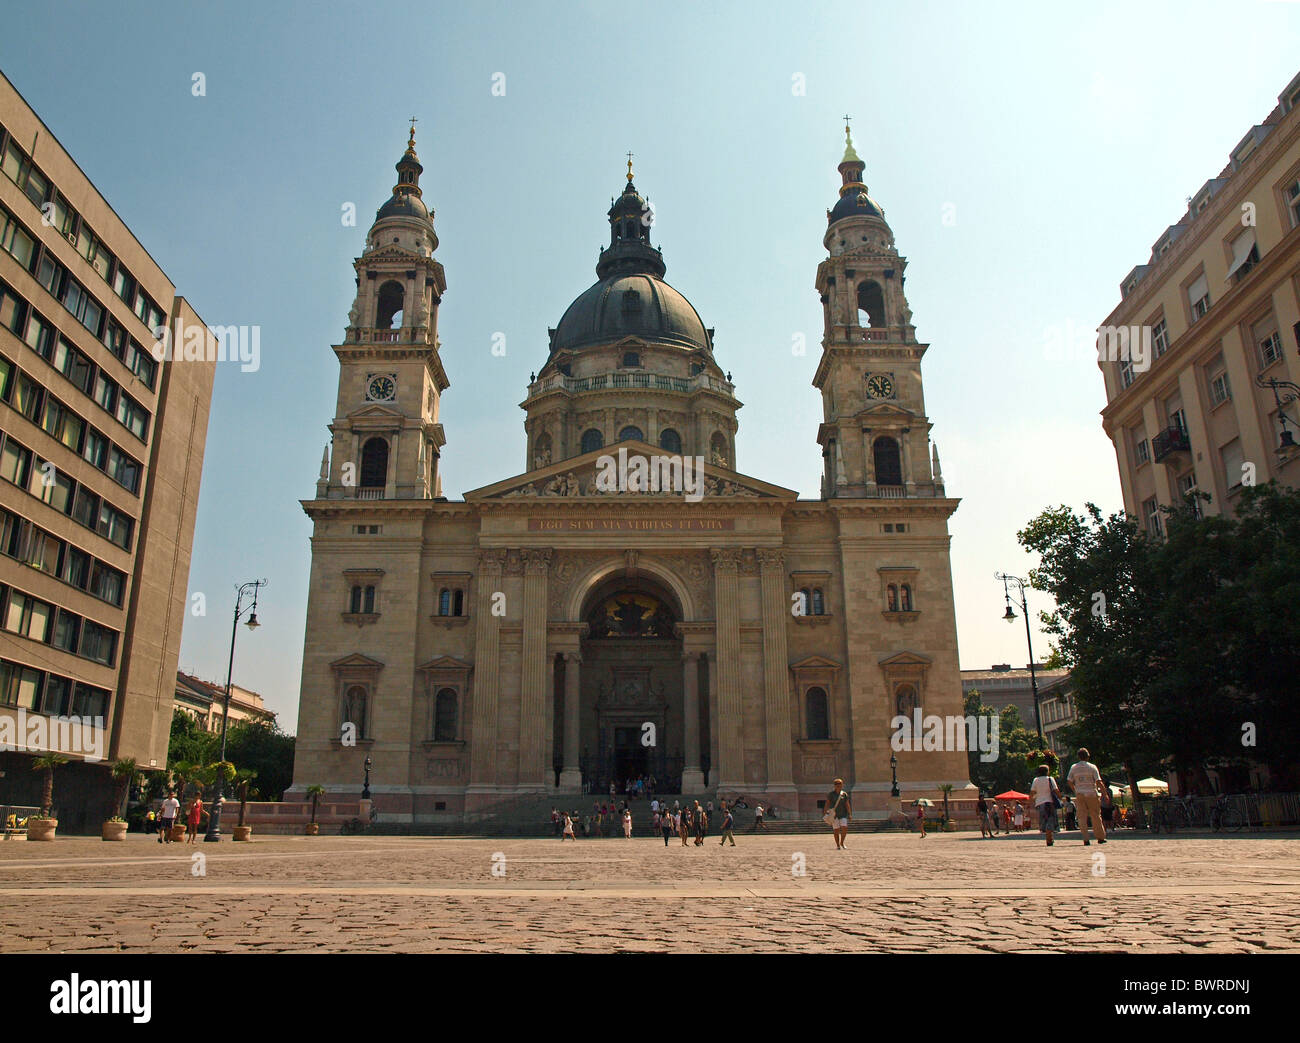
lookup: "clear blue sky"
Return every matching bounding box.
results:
[3,2,1297,727]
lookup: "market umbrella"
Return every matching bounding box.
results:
[912,798,934,806]
[1136,777,1168,794]
[995,790,1029,801]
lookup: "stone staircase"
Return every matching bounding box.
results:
[367,792,912,838]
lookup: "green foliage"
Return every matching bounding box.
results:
[963,691,1054,794]
[1017,483,1300,789]
[31,752,68,817]
[108,758,137,821]
[305,784,326,824]
[221,719,295,800]
[168,709,217,767]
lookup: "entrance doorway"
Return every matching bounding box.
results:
[613,726,649,783]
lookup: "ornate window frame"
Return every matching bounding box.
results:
[431,571,472,627]
[342,568,384,626]
[329,652,383,745]
[790,570,833,626]
[879,565,919,623]
[417,655,472,748]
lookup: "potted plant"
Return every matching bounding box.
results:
[233,768,257,841]
[305,784,326,835]
[939,783,956,831]
[29,753,68,841]
[202,760,236,838]
[102,758,137,841]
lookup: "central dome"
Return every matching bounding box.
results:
[552,272,709,354]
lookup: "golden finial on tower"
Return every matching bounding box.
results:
[408,116,418,151]
[626,150,634,183]
[840,114,862,164]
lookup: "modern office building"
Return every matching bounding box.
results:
[1099,70,1300,528]
[0,71,216,830]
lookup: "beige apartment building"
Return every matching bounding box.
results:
[174,672,276,733]
[1099,70,1300,528]
[0,72,216,830]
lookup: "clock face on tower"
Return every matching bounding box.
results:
[865,373,895,399]
[366,374,396,401]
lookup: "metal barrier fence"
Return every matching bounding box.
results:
[1136,792,1300,832]
[2,804,43,834]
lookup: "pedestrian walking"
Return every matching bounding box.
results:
[186,796,204,844]
[977,794,995,837]
[826,778,852,849]
[1029,764,1063,846]
[158,791,180,844]
[692,801,707,845]
[661,810,674,846]
[622,808,633,839]
[754,803,765,831]
[916,802,926,838]
[562,812,576,840]
[680,808,691,846]
[1013,803,1025,832]
[1067,747,1107,846]
[719,802,736,846]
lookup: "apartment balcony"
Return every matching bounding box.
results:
[1151,425,1192,464]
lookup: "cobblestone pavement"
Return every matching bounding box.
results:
[2,831,1298,952]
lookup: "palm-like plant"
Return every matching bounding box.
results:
[939,783,954,825]
[234,769,258,828]
[170,760,197,801]
[108,758,138,821]
[31,753,68,818]
[305,784,326,825]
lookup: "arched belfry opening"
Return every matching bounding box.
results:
[857,280,885,328]
[376,280,404,329]
[562,570,705,794]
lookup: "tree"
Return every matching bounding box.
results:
[1017,483,1300,792]
[167,709,217,768]
[305,784,326,826]
[222,719,295,800]
[108,758,137,821]
[31,753,68,818]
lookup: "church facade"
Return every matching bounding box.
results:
[288,125,971,822]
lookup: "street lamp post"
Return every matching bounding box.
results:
[890,753,899,798]
[995,572,1044,741]
[362,756,372,800]
[1254,372,1300,453]
[204,579,266,842]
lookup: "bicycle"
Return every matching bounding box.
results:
[1209,794,1246,832]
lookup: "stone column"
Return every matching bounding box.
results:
[681,651,703,791]
[385,429,400,498]
[757,549,796,795]
[559,651,582,792]
[518,548,552,790]
[900,427,914,492]
[467,549,507,797]
[710,548,744,789]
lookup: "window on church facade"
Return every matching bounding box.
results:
[360,437,388,489]
[873,436,902,486]
[375,281,404,329]
[618,426,643,443]
[900,585,912,611]
[659,428,681,453]
[887,584,898,612]
[580,428,603,454]
[811,588,825,615]
[438,588,466,617]
[857,280,885,328]
[805,686,829,740]
[349,585,376,614]
[434,688,458,741]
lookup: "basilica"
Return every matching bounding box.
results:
[288,124,972,822]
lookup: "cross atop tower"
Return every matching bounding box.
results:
[626,150,634,182]
[408,116,418,149]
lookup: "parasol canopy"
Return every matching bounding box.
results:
[994,791,1029,801]
[1136,777,1169,794]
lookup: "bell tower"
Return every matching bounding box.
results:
[317,122,449,501]
[813,121,944,500]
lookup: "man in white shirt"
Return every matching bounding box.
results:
[1066,748,1106,845]
[158,791,181,845]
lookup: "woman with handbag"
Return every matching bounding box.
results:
[1028,764,1063,847]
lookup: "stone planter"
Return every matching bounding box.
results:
[233,825,253,841]
[28,818,57,842]
[101,820,128,842]
[305,822,319,836]
[170,823,187,842]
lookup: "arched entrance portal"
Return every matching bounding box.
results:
[576,575,685,794]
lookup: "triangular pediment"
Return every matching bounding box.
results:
[465,440,796,501]
[330,652,384,670]
[346,402,404,422]
[856,402,916,421]
[417,655,473,673]
[878,650,932,668]
[790,654,842,671]
[358,244,421,264]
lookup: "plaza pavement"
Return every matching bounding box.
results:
[1,829,1297,953]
